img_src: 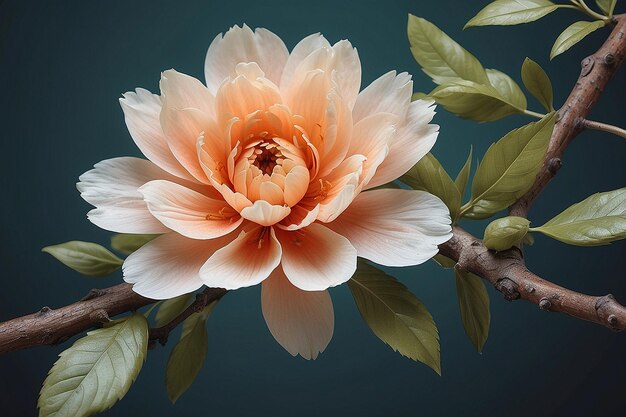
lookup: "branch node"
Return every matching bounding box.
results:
[604,53,615,66]
[495,278,520,301]
[81,288,105,301]
[88,309,110,323]
[608,314,618,326]
[539,298,552,311]
[36,307,52,317]
[581,57,594,76]
[525,284,536,293]
[547,157,562,175]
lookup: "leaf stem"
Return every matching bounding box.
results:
[569,0,611,21]
[523,109,547,119]
[581,118,626,139]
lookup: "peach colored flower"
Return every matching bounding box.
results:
[78,25,452,359]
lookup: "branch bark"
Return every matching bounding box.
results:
[510,14,626,217]
[0,15,624,356]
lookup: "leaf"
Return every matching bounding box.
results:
[531,188,626,246]
[110,234,159,255]
[596,0,617,16]
[432,254,457,269]
[550,20,606,60]
[165,302,217,403]
[521,57,554,112]
[401,153,461,220]
[155,293,195,327]
[412,92,429,101]
[455,268,490,353]
[429,80,525,122]
[42,241,123,277]
[455,147,473,197]
[465,0,561,28]
[464,113,555,219]
[407,15,490,85]
[349,261,440,374]
[483,216,531,251]
[38,314,148,417]
[486,68,528,110]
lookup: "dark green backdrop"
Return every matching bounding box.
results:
[1,1,625,416]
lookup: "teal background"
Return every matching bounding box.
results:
[1,0,625,416]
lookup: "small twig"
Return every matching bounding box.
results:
[580,118,626,139]
[148,288,227,347]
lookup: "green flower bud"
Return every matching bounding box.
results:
[483,216,531,251]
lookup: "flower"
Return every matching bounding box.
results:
[78,25,452,359]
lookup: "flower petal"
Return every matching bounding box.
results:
[240,200,291,227]
[262,266,334,360]
[204,25,289,95]
[123,232,236,299]
[280,33,330,94]
[140,180,242,239]
[276,223,357,291]
[366,99,439,189]
[119,88,194,181]
[200,225,282,289]
[352,71,412,123]
[327,189,452,267]
[78,157,179,233]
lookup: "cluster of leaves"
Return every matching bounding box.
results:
[402,0,625,354]
[40,234,221,416]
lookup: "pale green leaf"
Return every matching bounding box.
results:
[464,113,555,218]
[349,261,440,374]
[110,234,159,255]
[550,20,606,59]
[455,147,473,197]
[155,293,195,327]
[455,268,490,353]
[483,216,531,251]
[429,80,525,122]
[486,68,528,110]
[166,302,217,403]
[596,0,617,16]
[432,254,457,269]
[531,188,626,246]
[465,0,561,28]
[521,57,554,111]
[407,15,489,85]
[42,241,123,277]
[401,153,461,220]
[38,314,148,417]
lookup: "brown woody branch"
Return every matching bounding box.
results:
[0,14,624,355]
[510,14,626,217]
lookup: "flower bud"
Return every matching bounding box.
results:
[483,216,530,251]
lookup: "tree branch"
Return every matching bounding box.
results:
[510,14,626,217]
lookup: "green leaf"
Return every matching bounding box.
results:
[531,188,626,246]
[550,20,606,60]
[432,254,457,269]
[349,261,440,374]
[455,268,490,353]
[110,234,159,255]
[407,15,489,85]
[42,241,123,277]
[38,314,148,417]
[521,57,554,112]
[596,0,617,16]
[429,80,525,122]
[165,302,217,403]
[401,153,461,220]
[486,68,528,110]
[464,113,555,219]
[455,147,473,198]
[465,0,561,28]
[155,293,195,327]
[483,216,531,251]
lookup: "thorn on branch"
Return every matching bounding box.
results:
[495,278,520,301]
